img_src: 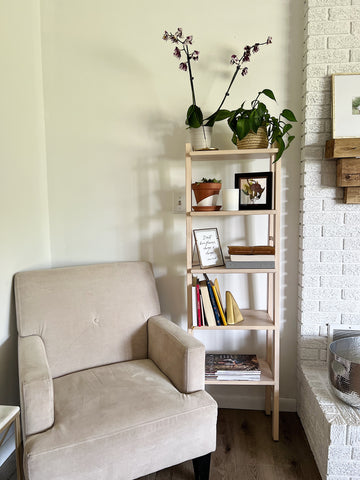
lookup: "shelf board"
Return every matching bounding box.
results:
[191,309,274,330]
[205,358,274,385]
[188,209,277,216]
[189,147,278,161]
[190,266,276,274]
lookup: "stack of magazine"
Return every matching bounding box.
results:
[205,353,261,381]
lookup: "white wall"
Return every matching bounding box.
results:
[38,0,303,409]
[0,0,303,426]
[0,0,50,407]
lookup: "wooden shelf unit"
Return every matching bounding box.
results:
[185,143,281,441]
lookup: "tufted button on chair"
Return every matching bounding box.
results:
[15,261,217,480]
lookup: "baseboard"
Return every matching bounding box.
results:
[206,387,297,412]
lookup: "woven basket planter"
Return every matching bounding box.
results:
[236,126,268,149]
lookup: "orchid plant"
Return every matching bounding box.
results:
[162,28,272,129]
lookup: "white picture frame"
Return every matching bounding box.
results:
[193,228,224,268]
[332,73,360,138]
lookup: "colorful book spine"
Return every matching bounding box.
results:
[203,274,222,326]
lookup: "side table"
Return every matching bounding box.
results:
[0,406,22,480]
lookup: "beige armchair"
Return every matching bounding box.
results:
[15,261,217,480]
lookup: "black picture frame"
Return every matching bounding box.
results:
[235,172,273,210]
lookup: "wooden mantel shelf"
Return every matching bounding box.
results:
[325,138,360,204]
[325,138,360,159]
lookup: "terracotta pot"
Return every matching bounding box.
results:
[192,182,222,207]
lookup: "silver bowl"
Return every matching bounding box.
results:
[328,336,360,408]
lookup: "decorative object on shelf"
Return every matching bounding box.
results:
[235,172,272,210]
[162,28,272,149]
[225,291,244,324]
[332,73,360,139]
[227,89,296,162]
[193,228,225,268]
[222,188,239,211]
[192,178,222,209]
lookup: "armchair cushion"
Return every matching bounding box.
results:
[148,315,205,393]
[24,359,217,480]
[18,335,54,436]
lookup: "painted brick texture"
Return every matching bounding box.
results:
[300,0,360,365]
[299,2,360,479]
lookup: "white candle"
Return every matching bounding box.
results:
[222,189,239,211]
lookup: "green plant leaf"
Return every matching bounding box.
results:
[257,102,267,119]
[205,109,231,126]
[281,109,297,122]
[275,136,285,162]
[284,135,295,150]
[186,105,203,128]
[282,123,293,134]
[261,89,276,101]
[236,118,250,140]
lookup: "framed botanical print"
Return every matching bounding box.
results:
[235,172,273,210]
[332,73,360,138]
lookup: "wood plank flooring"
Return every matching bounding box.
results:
[139,409,321,480]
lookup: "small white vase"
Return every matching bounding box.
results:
[190,126,213,150]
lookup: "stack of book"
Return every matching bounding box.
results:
[194,274,243,326]
[225,245,275,269]
[205,353,261,381]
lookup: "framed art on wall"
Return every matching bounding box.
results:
[193,228,225,268]
[235,172,273,210]
[332,73,360,138]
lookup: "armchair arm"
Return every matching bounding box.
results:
[148,315,205,394]
[18,335,54,437]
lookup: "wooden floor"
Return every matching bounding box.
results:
[139,409,321,480]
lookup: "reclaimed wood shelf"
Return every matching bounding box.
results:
[325,138,360,204]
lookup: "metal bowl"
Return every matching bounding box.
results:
[329,336,360,408]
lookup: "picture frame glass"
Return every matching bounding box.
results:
[193,228,224,268]
[235,172,272,210]
[332,73,360,138]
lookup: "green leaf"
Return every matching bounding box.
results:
[281,109,297,122]
[284,135,295,150]
[282,123,293,134]
[257,102,267,118]
[231,133,237,145]
[275,137,285,162]
[205,109,231,126]
[261,89,276,101]
[236,118,250,140]
[186,105,203,128]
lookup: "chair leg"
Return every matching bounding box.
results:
[192,453,211,480]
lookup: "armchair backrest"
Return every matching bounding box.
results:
[15,261,161,378]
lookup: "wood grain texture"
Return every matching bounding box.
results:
[138,409,321,480]
[337,158,360,186]
[325,138,360,158]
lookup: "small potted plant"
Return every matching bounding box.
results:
[192,178,222,210]
[227,89,297,162]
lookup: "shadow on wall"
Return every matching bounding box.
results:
[136,117,188,327]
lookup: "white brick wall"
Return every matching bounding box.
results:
[298,366,360,480]
[299,1,360,479]
[300,0,360,366]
